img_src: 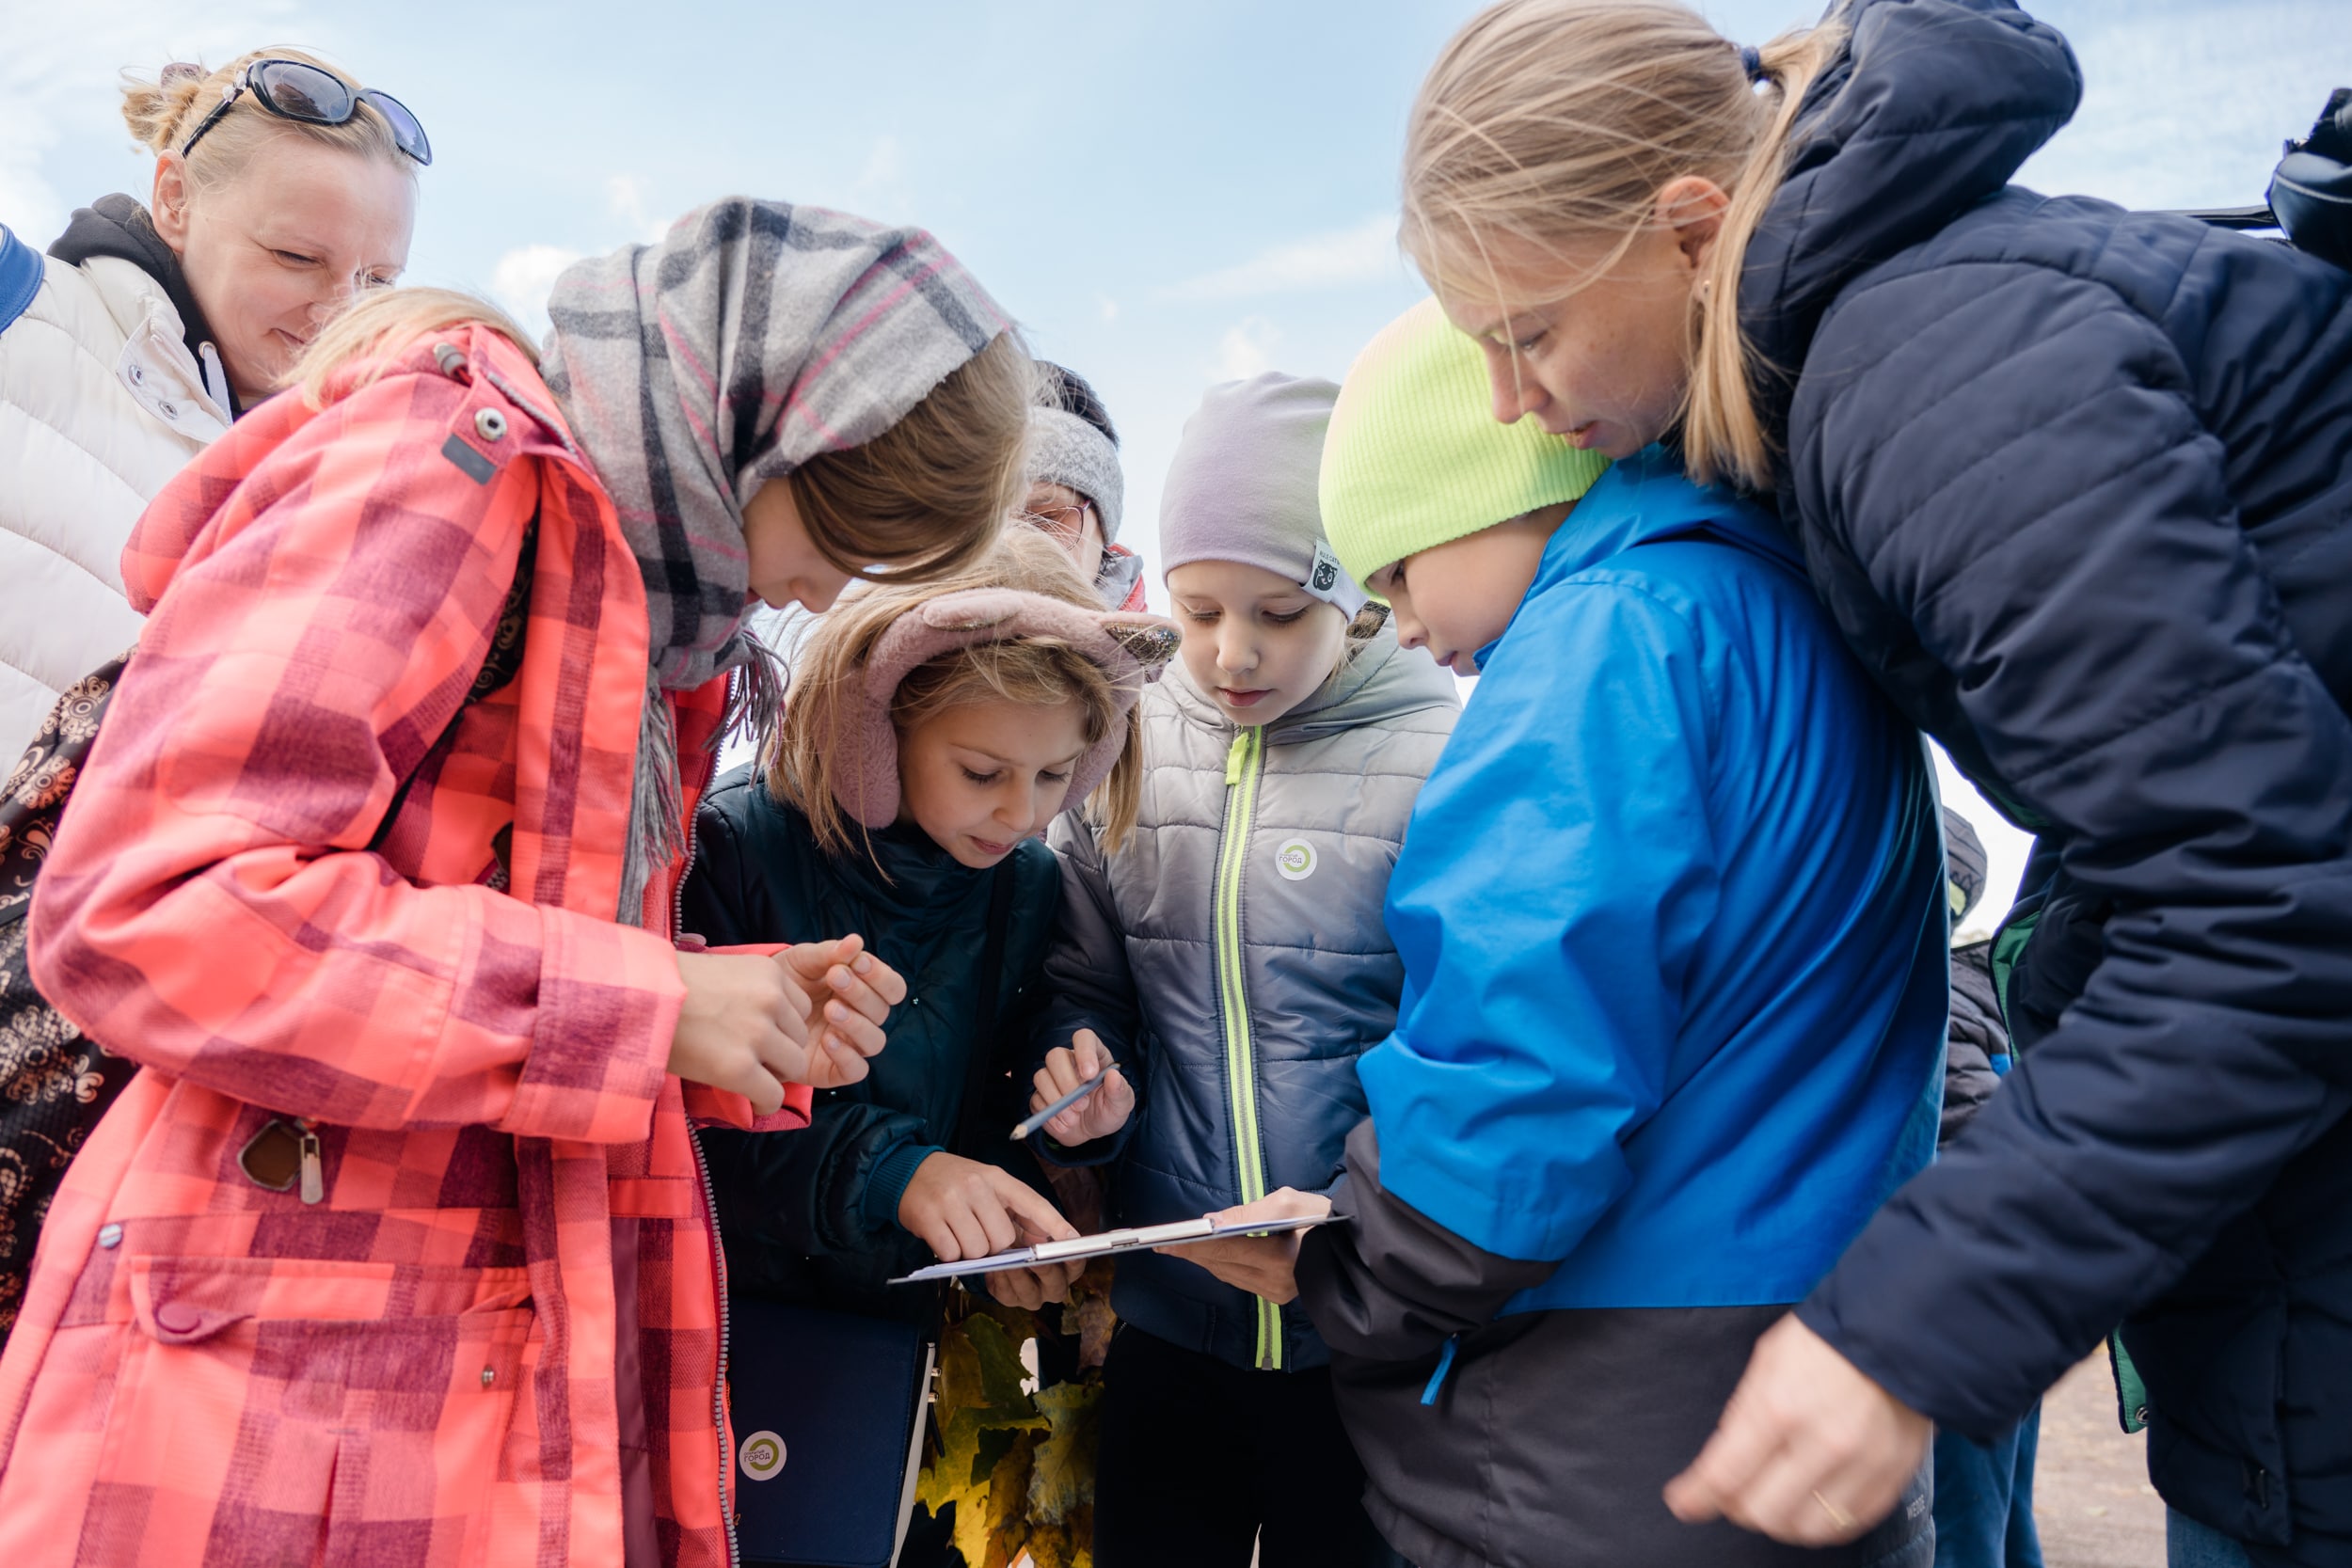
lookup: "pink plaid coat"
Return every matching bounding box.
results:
[0,325,803,1567]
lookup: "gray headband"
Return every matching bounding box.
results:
[1025,406,1125,544]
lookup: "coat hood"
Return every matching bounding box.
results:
[49,194,231,412]
[1167,624,1458,744]
[1740,0,2081,450]
[1479,445,1802,668]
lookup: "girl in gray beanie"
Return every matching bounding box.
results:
[1024,372,1457,1567]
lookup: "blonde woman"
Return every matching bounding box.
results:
[0,50,421,762]
[1389,2,2352,1564]
[1,199,1031,1567]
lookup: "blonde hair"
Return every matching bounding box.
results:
[786,330,1034,584]
[1402,0,1842,490]
[293,286,536,406]
[121,49,413,196]
[770,529,1146,861]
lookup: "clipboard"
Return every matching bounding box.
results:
[887,1212,1334,1284]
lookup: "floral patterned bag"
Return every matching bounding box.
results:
[0,654,136,1341]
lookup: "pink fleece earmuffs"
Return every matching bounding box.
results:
[834,589,1180,829]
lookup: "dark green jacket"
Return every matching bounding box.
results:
[681,765,1063,1322]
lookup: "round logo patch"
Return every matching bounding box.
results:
[739,1430,787,1481]
[1275,838,1317,882]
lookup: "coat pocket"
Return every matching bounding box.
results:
[74,1256,534,1566]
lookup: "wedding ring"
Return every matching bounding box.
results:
[1812,1490,1856,1531]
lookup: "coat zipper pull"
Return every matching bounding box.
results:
[296,1120,325,1205]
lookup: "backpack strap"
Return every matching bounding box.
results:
[0,225,44,339]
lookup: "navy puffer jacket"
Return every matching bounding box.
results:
[1752,4,2352,1560]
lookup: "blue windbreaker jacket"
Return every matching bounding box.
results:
[1356,448,1948,1315]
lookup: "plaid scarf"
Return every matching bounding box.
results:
[539,198,1009,915]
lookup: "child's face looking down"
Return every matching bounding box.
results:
[1370,502,1575,676]
[898,695,1089,868]
[1166,559,1348,728]
[742,479,856,613]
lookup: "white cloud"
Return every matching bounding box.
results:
[2017,0,2346,213]
[605,174,670,243]
[1213,317,1279,381]
[1164,214,1402,301]
[489,243,583,341]
[1097,295,1120,324]
[0,0,301,246]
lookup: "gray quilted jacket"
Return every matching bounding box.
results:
[1036,629,1457,1371]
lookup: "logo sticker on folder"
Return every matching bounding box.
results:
[740,1430,787,1482]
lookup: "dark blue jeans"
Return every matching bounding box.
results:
[1931,1402,2044,1567]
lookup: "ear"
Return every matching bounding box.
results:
[1653,175,1731,277]
[151,155,193,253]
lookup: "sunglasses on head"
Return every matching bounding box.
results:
[180,57,432,166]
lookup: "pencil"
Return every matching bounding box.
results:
[1010,1072,1104,1141]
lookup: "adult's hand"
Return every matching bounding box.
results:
[1663,1314,1931,1545]
[1164,1188,1332,1304]
[781,934,906,1088]
[1029,1029,1135,1145]
[898,1151,1078,1262]
[669,949,816,1115]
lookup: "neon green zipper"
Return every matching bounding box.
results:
[1214,727,1281,1370]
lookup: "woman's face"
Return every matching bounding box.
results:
[1021,481,1105,583]
[1166,558,1347,727]
[898,695,1089,868]
[1433,179,1724,461]
[742,480,856,612]
[154,134,415,404]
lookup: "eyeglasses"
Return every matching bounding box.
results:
[181,58,432,166]
[1020,500,1097,544]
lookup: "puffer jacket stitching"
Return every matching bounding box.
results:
[1813,277,2306,786]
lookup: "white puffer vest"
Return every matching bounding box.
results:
[0,237,230,763]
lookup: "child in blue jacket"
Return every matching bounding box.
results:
[1192,301,1949,1568]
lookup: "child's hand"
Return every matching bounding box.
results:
[669,950,818,1114]
[984,1258,1084,1312]
[781,934,907,1088]
[1030,1029,1136,1146]
[1162,1188,1332,1305]
[898,1152,1079,1262]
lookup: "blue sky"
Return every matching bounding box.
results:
[9,0,2347,924]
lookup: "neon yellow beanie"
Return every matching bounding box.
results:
[1319,298,1610,589]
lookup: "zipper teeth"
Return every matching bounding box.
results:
[674,728,739,1566]
[690,1125,741,1568]
[1213,728,1279,1370]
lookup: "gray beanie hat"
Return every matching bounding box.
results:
[1025,404,1126,545]
[1158,372,1367,616]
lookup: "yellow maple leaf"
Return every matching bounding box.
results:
[1025,1381,1102,1526]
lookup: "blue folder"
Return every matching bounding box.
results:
[730,1297,932,1568]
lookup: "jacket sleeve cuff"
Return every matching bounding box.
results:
[500,905,681,1143]
[1028,1120,1130,1168]
[864,1140,943,1230]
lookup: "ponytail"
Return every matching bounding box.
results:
[1403,0,1843,490]
[1685,26,1843,489]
